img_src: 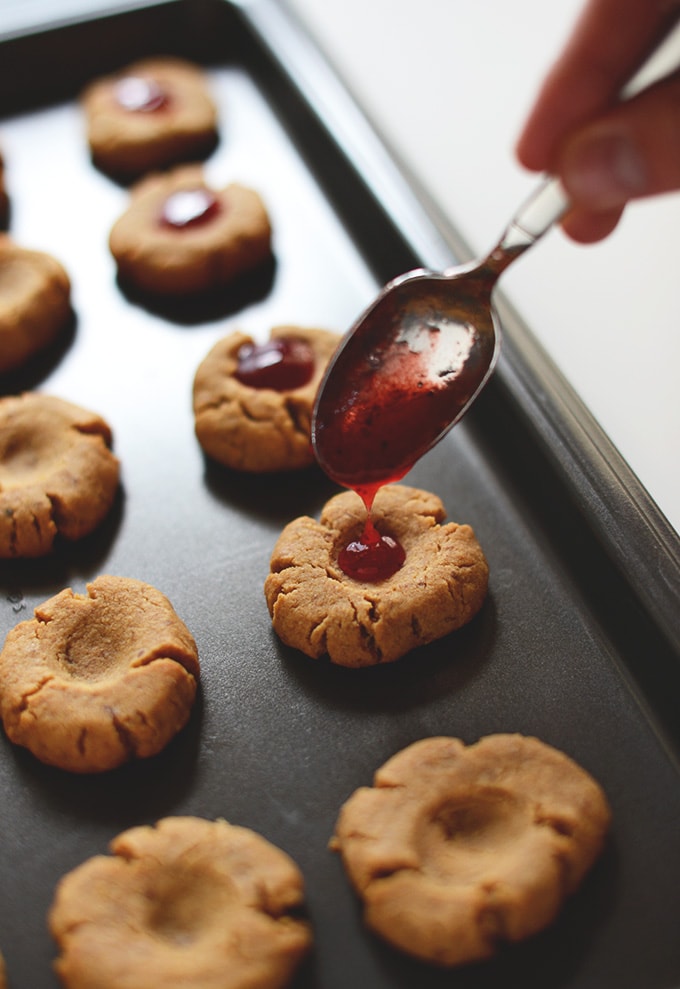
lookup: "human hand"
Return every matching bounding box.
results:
[515,0,680,243]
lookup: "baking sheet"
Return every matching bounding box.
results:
[1,1,680,987]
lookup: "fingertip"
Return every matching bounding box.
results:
[561,125,648,211]
[514,134,545,174]
[560,205,624,243]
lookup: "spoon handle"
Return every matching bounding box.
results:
[496,177,569,255]
[480,176,569,277]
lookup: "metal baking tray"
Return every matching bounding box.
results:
[1,1,679,987]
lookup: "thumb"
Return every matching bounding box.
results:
[558,70,680,212]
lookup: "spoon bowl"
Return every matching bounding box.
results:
[312,177,568,496]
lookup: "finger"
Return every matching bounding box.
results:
[560,205,624,243]
[560,69,680,211]
[516,0,680,172]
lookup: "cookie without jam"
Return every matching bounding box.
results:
[331,734,612,967]
[109,165,272,295]
[0,575,200,773]
[81,57,218,179]
[193,325,340,472]
[265,484,489,667]
[49,816,311,989]
[0,235,72,374]
[0,392,119,558]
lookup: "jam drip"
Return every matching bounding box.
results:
[314,307,482,583]
[235,338,315,391]
[338,514,405,582]
[159,189,221,230]
[115,76,169,113]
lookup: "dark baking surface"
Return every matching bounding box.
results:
[1,1,680,987]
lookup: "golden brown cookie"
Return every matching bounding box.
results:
[265,484,489,667]
[0,236,72,374]
[193,325,340,472]
[331,734,611,967]
[81,57,218,179]
[109,164,272,295]
[0,392,119,558]
[49,816,311,989]
[0,575,200,773]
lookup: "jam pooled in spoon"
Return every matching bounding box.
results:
[312,283,492,493]
[114,76,170,113]
[235,338,315,391]
[159,188,222,230]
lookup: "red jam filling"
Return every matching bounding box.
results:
[235,338,315,391]
[159,188,221,230]
[314,310,483,583]
[114,76,169,113]
[338,515,405,582]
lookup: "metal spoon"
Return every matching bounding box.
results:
[311,177,568,496]
[311,25,680,500]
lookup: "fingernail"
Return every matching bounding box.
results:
[564,129,648,209]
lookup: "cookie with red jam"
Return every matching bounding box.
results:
[108,165,272,295]
[82,57,218,179]
[193,325,340,472]
[265,484,489,667]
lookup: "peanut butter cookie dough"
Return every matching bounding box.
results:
[193,325,340,472]
[109,164,272,295]
[331,734,611,967]
[82,57,218,179]
[0,236,72,374]
[49,816,311,989]
[0,392,119,558]
[265,484,488,667]
[0,575,200,773]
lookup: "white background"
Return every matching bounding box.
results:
[286,0,680,536]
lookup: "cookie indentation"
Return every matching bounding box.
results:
[145,866,237,944]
